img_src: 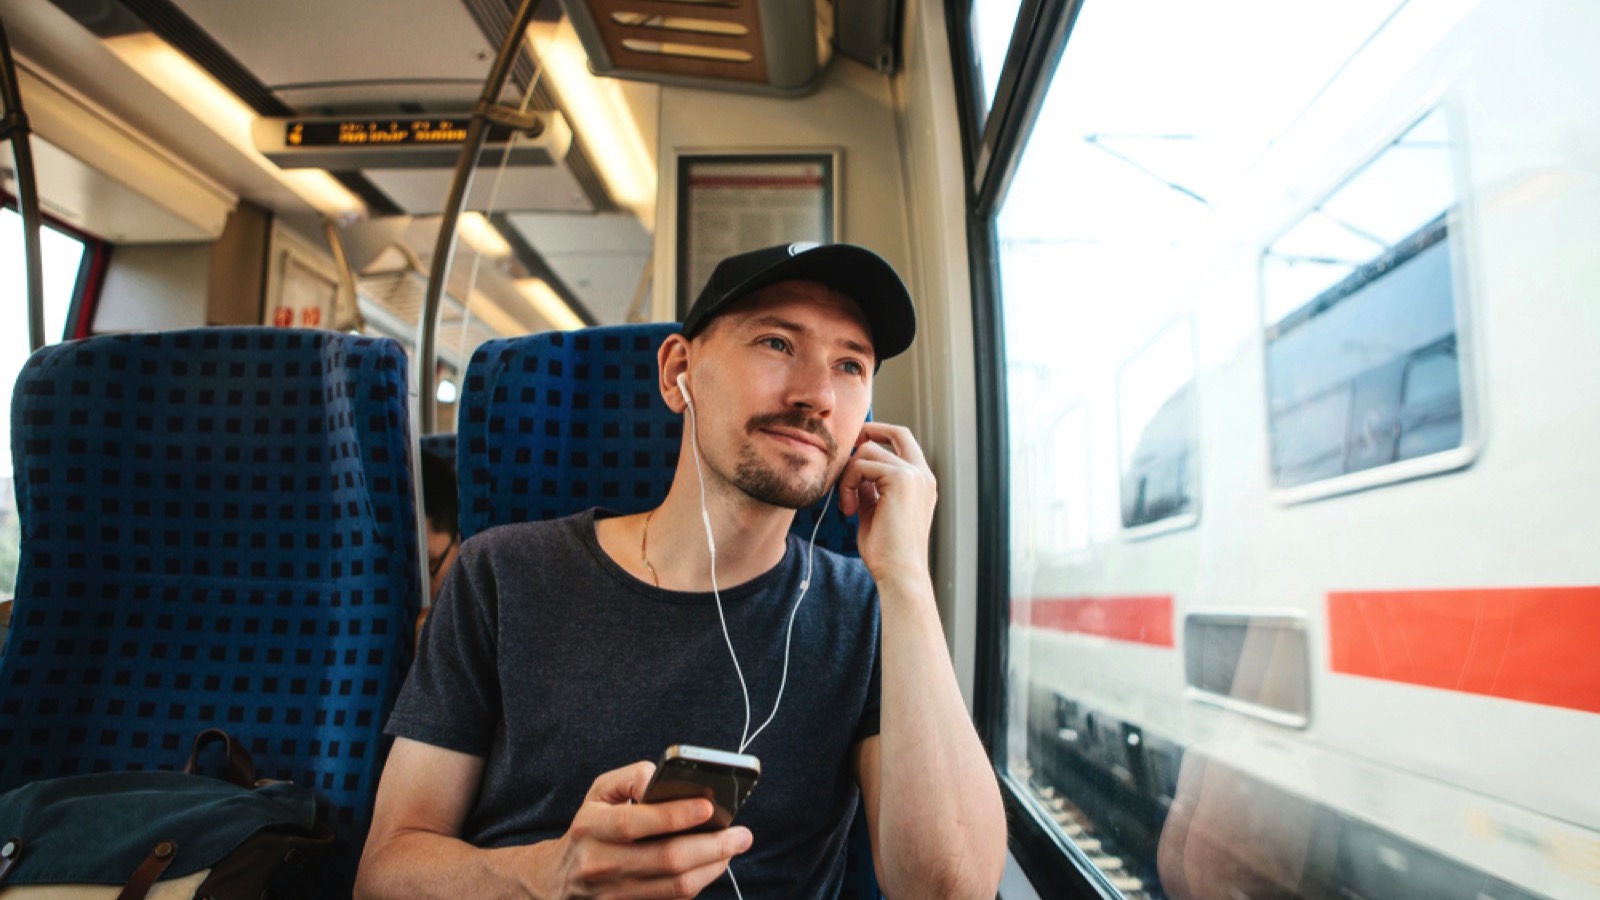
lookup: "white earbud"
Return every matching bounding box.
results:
[676,371,691,405]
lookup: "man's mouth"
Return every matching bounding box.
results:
[747,412,837,459]
[762,427,827,454]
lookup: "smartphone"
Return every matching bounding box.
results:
[640,744,761,833]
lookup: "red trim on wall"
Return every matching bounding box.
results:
[73,242,112,338]
[1328,587,1600,714]
[1020,595,1175,647]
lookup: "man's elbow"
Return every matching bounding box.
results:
[886,838,1007,899]
[354,829,412,900]
[352,841,388,900]
[953,839,1009,900]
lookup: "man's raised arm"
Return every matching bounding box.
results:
[840,422,1008,898]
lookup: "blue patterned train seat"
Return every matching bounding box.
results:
[0,328,423,888]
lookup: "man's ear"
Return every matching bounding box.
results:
[658,334,691,414]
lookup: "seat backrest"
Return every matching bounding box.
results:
[0,328,423,880]
[456,323,860,551]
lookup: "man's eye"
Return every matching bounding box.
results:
[840,360,865,376]
[761,337,790,352]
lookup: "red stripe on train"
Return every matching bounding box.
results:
[1020,596,1175,647]
[1328,587,1600,714]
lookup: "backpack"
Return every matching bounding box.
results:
[0,729,336,899]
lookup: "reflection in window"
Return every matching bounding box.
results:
[1184,614,1310,724]
[1118,320,1197,529]
[1262,110,1466,492]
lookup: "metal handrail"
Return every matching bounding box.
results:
[0,16,45,352]
[413,0,540,434]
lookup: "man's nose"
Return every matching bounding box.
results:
[786,356,835,415]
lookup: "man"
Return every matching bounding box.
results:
[357,243,1006,898]
[422,448,461,598]
[416,448,461,642]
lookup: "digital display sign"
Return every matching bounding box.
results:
[254,113,570,170]
[284,119,518,148]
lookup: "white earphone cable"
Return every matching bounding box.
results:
[678,374,831,900]
[679,377,752,747]
[742,488,828,752]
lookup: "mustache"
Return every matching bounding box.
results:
[746,410,838,458]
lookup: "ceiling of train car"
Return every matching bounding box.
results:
[15,0,897,329]
[165,0,510,111]
[160,0,647,323]
[22,0,654,327]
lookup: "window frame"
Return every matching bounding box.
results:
[949,0,1122,896]
[1,190,110,342]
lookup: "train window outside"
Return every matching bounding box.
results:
[1183,613,1310,725]
[982,1,1600,899]
[1117,318,1197,532]
[1261,108,1472,498]
[2,206,89,600]
[1049,405,1091,553]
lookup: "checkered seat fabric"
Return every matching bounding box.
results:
[456,322,860,553]
[0,328,423,885]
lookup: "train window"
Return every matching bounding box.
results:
[1117,319,1197,532]
[1050,405,1092,554]
[1261,108,1473,498]
[1009,392,1091,567]
[1184,613,1310,725]
[970,0,1027,125]
[1,206,90,601]
[980,1,1600,899]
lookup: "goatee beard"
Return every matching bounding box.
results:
[732,410,837,509]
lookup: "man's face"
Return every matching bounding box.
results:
[687,280,875,510]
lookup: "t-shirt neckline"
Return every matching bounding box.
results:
[580,507,797,605]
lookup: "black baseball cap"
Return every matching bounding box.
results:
[682,242,916,362]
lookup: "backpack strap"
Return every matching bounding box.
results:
[0,836,21,883]
[116,840,178,900]
[183,728,257,789]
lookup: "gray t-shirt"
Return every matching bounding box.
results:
[386,508,882,898]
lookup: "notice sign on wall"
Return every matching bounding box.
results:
[676,152,839,318]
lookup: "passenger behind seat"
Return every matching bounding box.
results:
[417,447,459,642]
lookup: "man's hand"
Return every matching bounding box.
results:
[837,422,938,590]
[538,761,752,899]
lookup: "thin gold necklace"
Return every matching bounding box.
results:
[640,509,660,588]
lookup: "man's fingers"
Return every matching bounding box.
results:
[578,824,752,886]
[589,760,656,804]
[837,459,866,516]
[627,855,744,900]
[591,796,716,843]
[856,421,929,468]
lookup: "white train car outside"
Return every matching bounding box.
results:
[1003,1,1600,898]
